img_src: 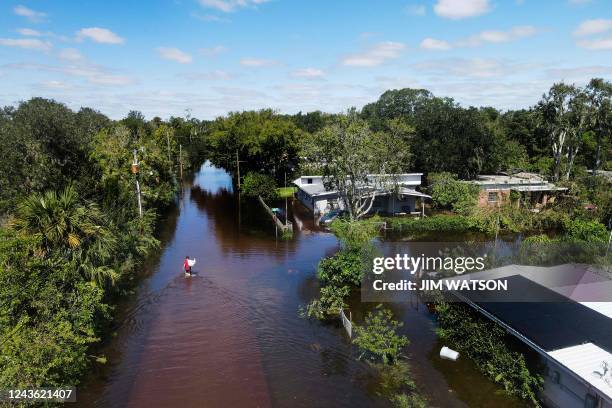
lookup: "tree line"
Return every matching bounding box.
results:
[0,99,207,390]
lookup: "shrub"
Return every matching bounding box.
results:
[241,172,278,201]
[436,302,543,405]
[317,248,366,287]
[353,306,409,364]
[562,218,608,243]
[428,172,479,215]
[330,218,380,249]
[303,285,350,320]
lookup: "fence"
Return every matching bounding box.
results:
[339,308,352,338]
[258,195,293,233]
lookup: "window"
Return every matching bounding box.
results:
[488,192,498,202]
[307,178,313,184]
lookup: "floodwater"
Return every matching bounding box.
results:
[76,163,524,408]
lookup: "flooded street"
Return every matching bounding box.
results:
[77,163,524,408]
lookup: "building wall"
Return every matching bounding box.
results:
[296,189,419,216]
[541,358,611,408]
[477,189,511,208]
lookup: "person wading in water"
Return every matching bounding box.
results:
[183,256,195,276]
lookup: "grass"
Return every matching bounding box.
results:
[277,186,297,198]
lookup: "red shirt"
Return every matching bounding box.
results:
[184,259,189,270]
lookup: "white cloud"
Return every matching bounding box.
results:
[59,48,84,61]
[458,25,539,46]
[577,36,612,50]
[13,5,47,23]
[77,28,125,44]
[2,62,136,87]
[190,12,231,23]
[573,19,612,37]
[420,38,451,50]
[547,66,612,79]
[0,38,52,52]
[200,45,228,56]
[181,70,235,80]
[413,58,529,79]
[405,4,426,16]
[16,28,41,37]
[433,0,491,20]
[240,58,277,67]
[157,47,193,64]
[40,80,72,90]
[292,68,325,78]
[89,75,133,86]
[342,42,405,67]
[198,0,271,13]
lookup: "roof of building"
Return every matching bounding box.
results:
[292,174,429,198]
[457,274,612,352]
[467,173,568,192]
[446,264,612,402]
[588,170,612,180]
[548,343,612,400]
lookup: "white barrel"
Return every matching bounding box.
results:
[440,346,460,361]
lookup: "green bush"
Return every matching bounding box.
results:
[353,306,409,364]
[436,302,543,405]
[303,285,350,320]
[387,214,488,234]
[241,172,279,201]
[428,172,479,215]
[329,218,380,249]
[317,248,366,287]
[562,218,608,242]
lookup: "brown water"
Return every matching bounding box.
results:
[76,163,525,408]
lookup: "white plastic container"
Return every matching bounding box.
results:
[440,346,460,361]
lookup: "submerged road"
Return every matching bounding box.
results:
[76,162,524,408]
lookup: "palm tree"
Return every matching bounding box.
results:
[11,184,118,285]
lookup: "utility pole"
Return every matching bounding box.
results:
[179,144,183,181]
[166,132,171,162]
[284,171,288,227]
[132,149,143,218]
[236,149,241,190]
[606,220,611,256]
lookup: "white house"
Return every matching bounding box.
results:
[293,174,430,217]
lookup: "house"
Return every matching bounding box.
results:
[467,172,567,209]
[293,174,430,217]
[445,264,612,408]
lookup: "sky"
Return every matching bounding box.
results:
[0,0,611,119]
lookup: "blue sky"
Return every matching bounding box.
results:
[0,0,611,119]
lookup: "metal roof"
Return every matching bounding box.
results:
[548,343,612,400]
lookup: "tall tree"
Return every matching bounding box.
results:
[585,78,612,170]
[304,110,410,220]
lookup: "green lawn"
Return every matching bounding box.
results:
[278,186,297,198]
